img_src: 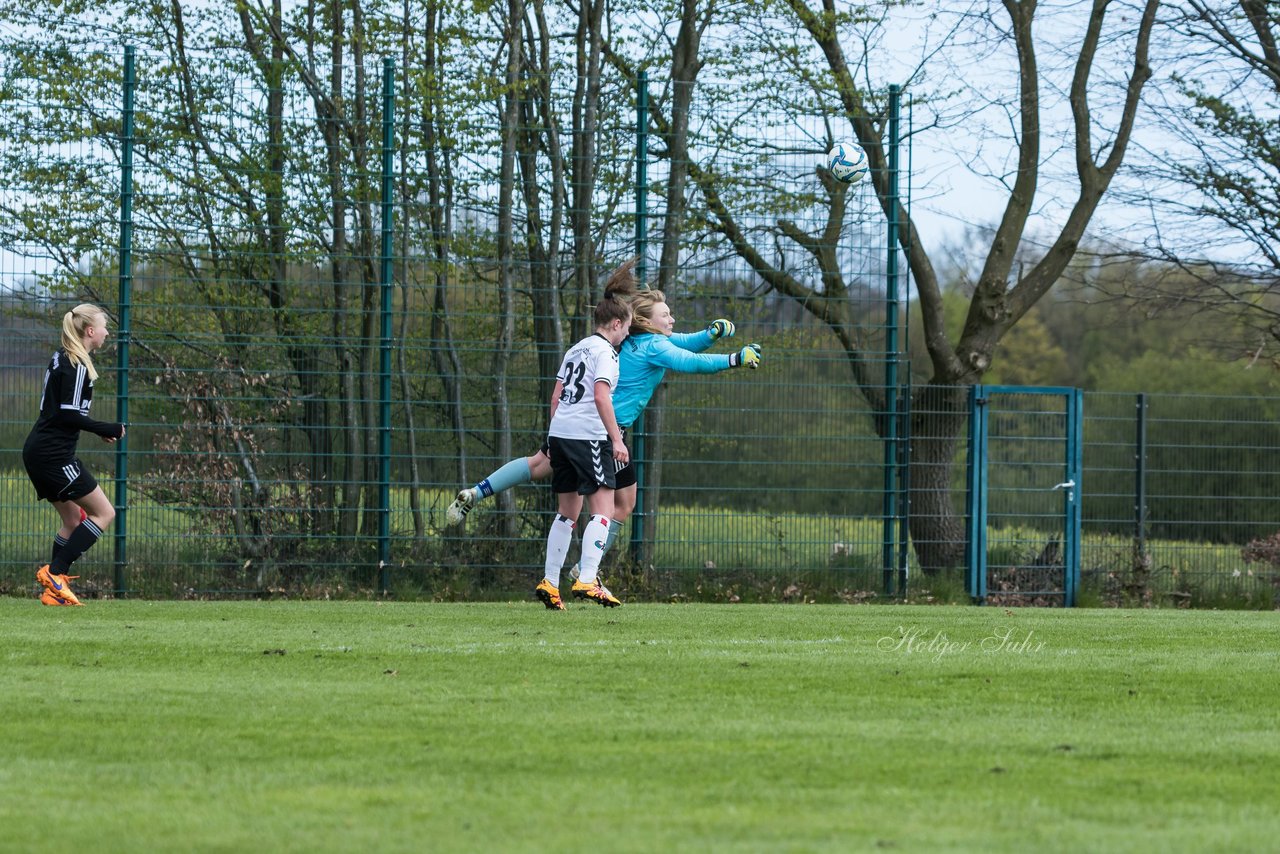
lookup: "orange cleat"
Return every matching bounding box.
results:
[36,565,83,606]
[535,578,566,611]
[40,588,80,606]
[571,579,622,608]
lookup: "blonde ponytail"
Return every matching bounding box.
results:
[61,303,105,382]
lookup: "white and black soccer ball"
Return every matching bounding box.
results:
[826,141,868,184]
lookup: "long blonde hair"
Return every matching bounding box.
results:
[61,303,107,382]
[625,289,669,336]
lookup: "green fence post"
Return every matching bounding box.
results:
[635,71,648,286]
[1066,388,1083,607]
[630,70,649,564]
[1134,392,1148,560]
[881,84,902,595]
[896,366,911,596]
[378,58,395,593]
[114,45,135,597]
[966,385,989,601]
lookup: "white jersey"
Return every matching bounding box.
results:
[548,333,620,440]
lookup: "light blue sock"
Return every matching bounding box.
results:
[573,519,624,579]
[602,519,623,554]
[475,457,533,499]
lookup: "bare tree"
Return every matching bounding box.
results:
[397,0,425,538]
[413,0,470,493]
[1113,0,1280,362]
[605,0,1160,573]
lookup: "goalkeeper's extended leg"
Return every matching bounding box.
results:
[446,451,551,527]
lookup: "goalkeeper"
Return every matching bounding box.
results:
[446,261,761,565]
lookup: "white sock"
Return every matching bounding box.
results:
[577,515,612,584]
[572,518,623,579]
[543,514,575,587]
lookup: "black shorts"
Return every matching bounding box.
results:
[23,453,98,502]
[548,436,618,496]
[613,426,636,490]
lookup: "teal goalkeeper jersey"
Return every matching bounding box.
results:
[613,330,735,428]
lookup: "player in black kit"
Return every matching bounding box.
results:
[23,304,126,606]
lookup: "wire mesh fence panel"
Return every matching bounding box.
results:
[2,40,433,597]
[432,77,912,603]
[4,27,1278,608]
[1,32,916,603]
[0,38,129,598]
[1081,392,1280,607]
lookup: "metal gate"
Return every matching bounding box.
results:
[966,386,1082,606]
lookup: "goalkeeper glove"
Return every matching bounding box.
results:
[707,318,736,340]
[729,343,762,369]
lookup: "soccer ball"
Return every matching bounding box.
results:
[827,141,868,184]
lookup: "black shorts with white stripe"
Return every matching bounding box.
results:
[610,426,637,490]
[548,435,618,496]
[22,453,99,502]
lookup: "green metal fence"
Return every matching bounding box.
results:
[1079,392,1280,607]
[2,40,1278,608]
[0,41,918,603]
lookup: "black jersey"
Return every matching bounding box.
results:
[23,349,123,462]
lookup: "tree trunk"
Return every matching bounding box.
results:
[493,0,524,539]
[569,0,605,342]
[398,0,424,539]
[643,0,704,561]
[420,0,467,487]
[908,383,969,574]
[321,1,360,541]
[521,5,566,406]
[351,2,383,541]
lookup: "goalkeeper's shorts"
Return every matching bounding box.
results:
[613,426,637,489]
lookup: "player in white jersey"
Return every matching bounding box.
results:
[535,292,633,610]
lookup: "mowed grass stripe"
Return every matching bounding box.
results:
[1,601,1277,853]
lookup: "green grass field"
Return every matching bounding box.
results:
[2,600,1277,852]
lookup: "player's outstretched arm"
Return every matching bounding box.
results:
[670,318,735,354]
[650,336,762,375]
